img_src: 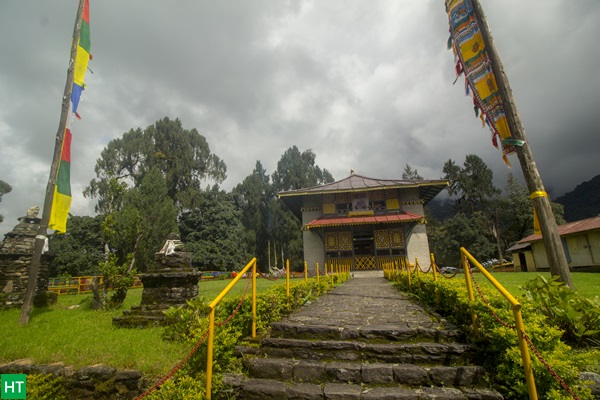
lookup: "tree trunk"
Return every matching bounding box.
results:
[91,276,102,310]
[108,232,144,309]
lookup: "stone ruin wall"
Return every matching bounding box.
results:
[0,214,50,309]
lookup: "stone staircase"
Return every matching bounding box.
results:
[223,274,503,399]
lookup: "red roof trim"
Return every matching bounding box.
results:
[305,212,424,229]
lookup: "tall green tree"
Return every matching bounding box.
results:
[402,164,423,180]
[428,211,497,267]
[429,155,501,264]
[442,154,501,214]
[267,198,303,270]
[0,180,12,224]
[103,168,179,272]
[231,161,273,267]
[48,215,105,277]
[270,146,334,270]
[271,146,334,191]
[495,173,566,252]
[179,186,251,271]
[85,117,226,212]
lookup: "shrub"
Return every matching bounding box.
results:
[26,374,67,400]
[522,275,600,347]
[385,270,594,399]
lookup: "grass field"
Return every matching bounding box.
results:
[0,277,284,376]
[469,271,600,299]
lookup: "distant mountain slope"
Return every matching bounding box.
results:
[555,175,600,222]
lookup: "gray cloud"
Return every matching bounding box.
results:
[1,0,599,235]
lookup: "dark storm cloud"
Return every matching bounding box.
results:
[1,0,599,235]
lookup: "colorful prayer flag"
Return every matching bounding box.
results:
[49,0,91,233]
[445,0,515,165]
[48,128,72,233]
[71,0,91,117]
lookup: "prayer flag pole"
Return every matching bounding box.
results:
[19,0,86,325]
[471,0,573,288]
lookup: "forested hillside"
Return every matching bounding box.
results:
[555,175,600,222]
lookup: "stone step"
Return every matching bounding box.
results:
[222,376,504,400]
[245,358,486,387]
[121,308,167,316]
[256,338,478,365]
[270,322,465,343]
[112,315,166,328]
[130,304,172,311]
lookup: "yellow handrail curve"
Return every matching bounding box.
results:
[460,247,538,400]
[206,257,257,399]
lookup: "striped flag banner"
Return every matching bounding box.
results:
[446,0,515,166]
[71,0,91,118]
[49,126,72,233]
[49,0,91,233]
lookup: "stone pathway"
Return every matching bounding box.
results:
[224,271,503,399]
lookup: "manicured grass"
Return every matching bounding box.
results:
[0,277,285,376]
[467,271,599,299]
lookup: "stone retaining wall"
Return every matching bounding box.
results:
[0,359,144,399]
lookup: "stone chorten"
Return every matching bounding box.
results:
[0,207,50,309]
[113,233,200,328]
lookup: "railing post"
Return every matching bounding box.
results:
[461,250,479,335]
[316,262,320,286]
[252,259,257,338]
[286,259,290,310]
[431,253,438,282]
[304,261,308,282]
[330,263,335,286]
[406,258,412,290]
[206,308,216,399]
[430,253,440,307]
[513,306,538,400]
[415,258,421,289]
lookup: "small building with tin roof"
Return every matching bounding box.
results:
[278,171,448,273]
[508,215,600,272]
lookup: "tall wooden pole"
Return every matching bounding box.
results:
[19,0,85,325]
[471,0,573,289]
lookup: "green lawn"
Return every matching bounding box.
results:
[0,278,284,376]
[468,271,599,299]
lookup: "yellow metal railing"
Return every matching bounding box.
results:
[326,257,353,272]
[460,247,537,400]
[206,258,257,399]
[48,275,143,295]
[377,255,404,270]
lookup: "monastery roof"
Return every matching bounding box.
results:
[518,215,600,244]
[278,173,448,197]
[278,173,448,218]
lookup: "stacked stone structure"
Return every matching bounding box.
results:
[113,234,200,328]
[0,208,50,309]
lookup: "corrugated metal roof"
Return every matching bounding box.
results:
[305,212,423,230]
[506,242,532,252]
[278,173,448,196]
[518,215,600,244]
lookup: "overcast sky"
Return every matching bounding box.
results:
[1,0,599,236]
